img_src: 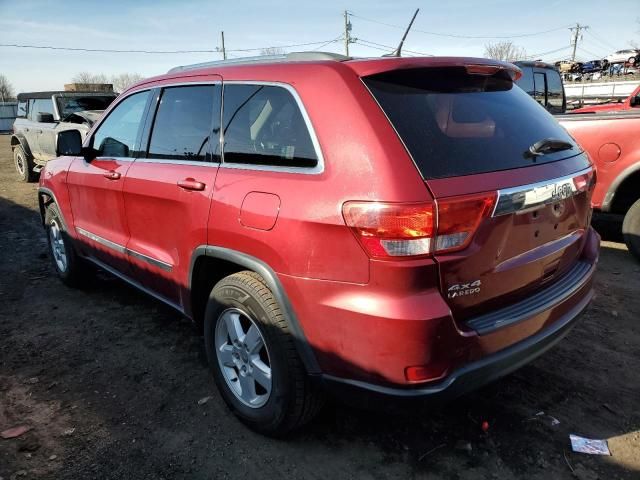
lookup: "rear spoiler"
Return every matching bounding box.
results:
[347,57,522,81]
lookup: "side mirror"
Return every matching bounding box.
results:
[630,95,640,107]
[56,129,83,156]
[36,112,55,123]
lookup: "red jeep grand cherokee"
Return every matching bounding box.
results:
[41,53,599,435]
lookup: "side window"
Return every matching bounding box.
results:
[17,101,27,118]
[147,85,219,161]
[546,71,564,114]
[92,90,150,158]
[29,99,55,120]
[533,72,547,108]
[222,84,318,168]
[516,67,534,96]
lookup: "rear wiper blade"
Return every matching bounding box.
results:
[524,138,573,159]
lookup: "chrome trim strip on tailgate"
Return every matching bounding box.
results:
[75,227,173,271]
[466,260,594,335]
[492,167,593,217]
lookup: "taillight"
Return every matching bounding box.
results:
[342,192,496,259]
[342,202,435,258]
[436,192,497,253]
[573,169,596,192]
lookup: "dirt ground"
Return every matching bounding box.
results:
[0,134,638,480]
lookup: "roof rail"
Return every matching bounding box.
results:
[167,51,350,73]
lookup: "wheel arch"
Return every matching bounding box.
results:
[37,187,69,230]
[603,163,640,214]
[10,134,33,158]
[189,246,321,374]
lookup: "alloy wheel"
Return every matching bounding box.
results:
[49,219,68,272]
[215,308,272,408]
[15,151,25,176]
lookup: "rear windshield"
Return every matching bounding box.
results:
[363,67,579,179]
[56,95,116,119]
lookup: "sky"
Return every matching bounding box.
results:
[0,0,638,93]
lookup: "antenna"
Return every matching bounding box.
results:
[385,8,420,57]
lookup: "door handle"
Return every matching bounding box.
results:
[38,130,43,134]
[177,178,206,191]
[103,170,121,180]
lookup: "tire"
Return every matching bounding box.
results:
[204,271,324,436]
[44,203,88,286]
[14,145,37,183]
[623,199,640,261]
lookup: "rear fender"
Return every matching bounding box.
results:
[602,162,640,212]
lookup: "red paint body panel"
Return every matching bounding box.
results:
[240,192,281,231]
[66,157,132,272]
[559,113,640,210]
[571,85,640,114]
[122,162,218,305]
[39,56,600,393]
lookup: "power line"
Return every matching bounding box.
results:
[0,39,343,54]
[525,45,572,59]
[350,12,571,39]
[311,35,344,51]
[0,43,217,54]
[585,28,617,51]
[577,46,606,59]
[356,38,432,56]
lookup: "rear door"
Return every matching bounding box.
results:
[27,98,56,161]
[363,66,593,321]
[67,89,151,273]
[122,81,222,307]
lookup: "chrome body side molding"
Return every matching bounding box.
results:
[75,227,172,272]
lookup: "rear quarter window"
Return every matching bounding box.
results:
[222,84,318,168]
[363,67,579,179]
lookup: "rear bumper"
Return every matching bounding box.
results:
[322,282,592,402]
[281,226,599,390]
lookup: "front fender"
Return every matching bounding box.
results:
[10,133,33,158]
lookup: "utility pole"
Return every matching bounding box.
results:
[569,23,588,62]
[344,10,352,56]
[220,31,227,60]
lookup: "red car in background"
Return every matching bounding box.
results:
[560,110,640,258]
[39,53,599,435]
[572,84,640,114]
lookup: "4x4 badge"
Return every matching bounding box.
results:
[448,280,481,298]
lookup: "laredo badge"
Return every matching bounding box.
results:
[448,280,482,299]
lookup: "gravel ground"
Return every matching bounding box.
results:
[0,134,638,479]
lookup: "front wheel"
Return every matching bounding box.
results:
[45,204,89,286]
[14,145,37,182]
[204,271,323,436]
[622,199,640,261]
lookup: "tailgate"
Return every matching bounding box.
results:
[362,64,594,322]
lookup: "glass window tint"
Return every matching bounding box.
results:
[57,96,115,119]
[533,72,546,107]
[17,101,27,118]
[546,71,565,114]
[93,90,150,158]
[30,99,55,119]
[148,85,218,161]
[515,66,534,96]
[363,67,580,179]
[222,84,318,168]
